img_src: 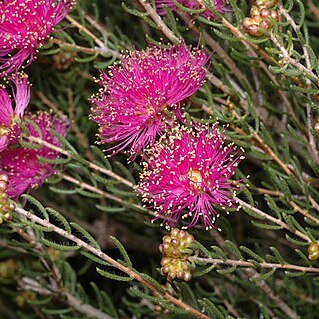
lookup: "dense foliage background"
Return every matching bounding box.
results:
[1,0,319,318]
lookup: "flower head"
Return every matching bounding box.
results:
[0,74,30,152]
[0,112,69,198]
[136,123,244,230]
[156,0,226,19]
[0,0,74,76]
[90,43,207,159]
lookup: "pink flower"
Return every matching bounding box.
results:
[0,74,30,152]
[136,124,244,230]
[0,0,74,76]
[90,43,207,158]
[0,112,68,198]
[156,0,226,19]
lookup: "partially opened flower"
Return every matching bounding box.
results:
[136,123,244,230]
[90,43,207,159]
[0,74,30,152]
[0,0,74,76]
[0,112,68,198]
[156,0,226,19]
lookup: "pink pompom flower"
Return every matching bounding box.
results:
[0,74,30,152]
[0,0,74,76]
[136,123,244,230]
[156,0,226,19]
[0,112,69,198]
[90,43,208,159]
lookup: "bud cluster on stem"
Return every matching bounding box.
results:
[242,0,279,36]
[159,228,194,281]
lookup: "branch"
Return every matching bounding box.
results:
[137,0,180,43]
[210,230,300,319]
[279,5,319,163]
[26,135,134,188]
[192,257,319,273]
[65,15,121,58]
[270,32,319,83]
[50,38,112,57]
[20,277,114,319]
[256,188,319,226]
[59,173,151,216]
[236,198,311,243]
[14,206,212,319]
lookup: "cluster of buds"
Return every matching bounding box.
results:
[159,228,194,281]
[0,174,15,224]
[242,0,279,36]
[308,242,319,261]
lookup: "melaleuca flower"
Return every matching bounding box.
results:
[136,124,244,230]
[90,43,207,158]
[0,0,74,76]
[0,74,30,152]
[156,0,226,19]
[0,112,68,198]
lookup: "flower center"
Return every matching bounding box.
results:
[188,168,203,190]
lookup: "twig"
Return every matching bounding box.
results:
[50,38,110,57]
[248,128,293,175]
[36,91,66,120]
[26,135,134,188]
[66,15,121,58]
[137,0,180,43]
[270,33,318,83]
[20,277,114,319]
[220,18,296,120]
[59,173,151,216]
[236,197,310,242]
[179,11,252,92]
[192,257,319,273]
[279,6,319,162]
[14,206,212,319]
[256,179,319,226]
[210,230,300,319]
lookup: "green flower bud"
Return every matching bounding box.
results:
[159,228,194,258]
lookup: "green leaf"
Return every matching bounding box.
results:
[251,221,283,230]
[96,268,133,282]
[22,195,49,221]
[71,222,100,249]
[253,268,276,281]
[46,207,71,234]
[80,251,110,266]
[41,238,80,251]
[110,236,132,267]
